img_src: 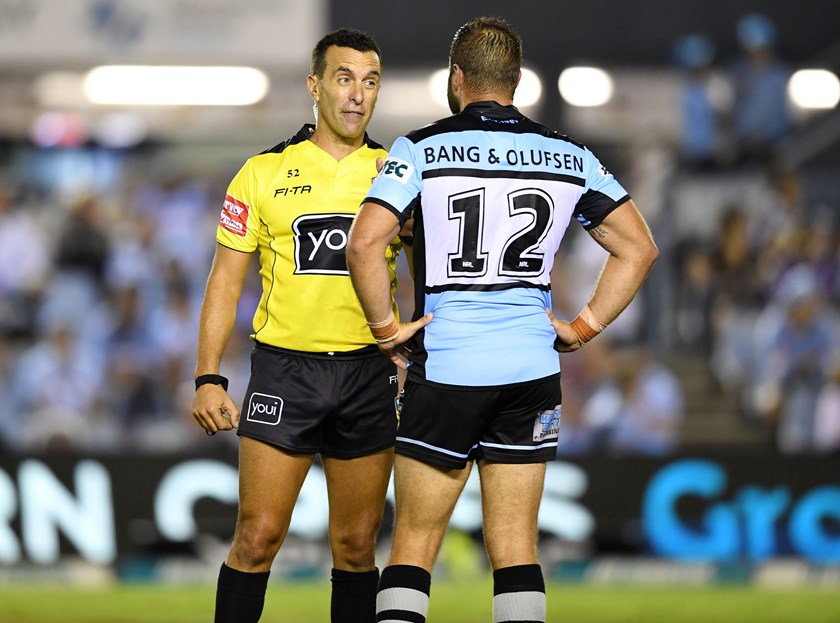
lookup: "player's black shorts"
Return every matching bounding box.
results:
[396,374,562,469]
[238,342,399,458]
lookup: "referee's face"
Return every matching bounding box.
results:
[309,45,381,144]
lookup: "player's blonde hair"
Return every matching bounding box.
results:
[449,17,522,99]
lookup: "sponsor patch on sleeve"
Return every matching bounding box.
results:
[378,158,414,184]
[220,194,250,237]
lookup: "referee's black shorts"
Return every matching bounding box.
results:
[238,342,399,458]
[396,374,562,470]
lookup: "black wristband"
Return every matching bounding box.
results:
[195,374,229,392]
[398,234,413,246]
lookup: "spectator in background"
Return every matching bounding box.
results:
[709,206,765,392]
[672,34,723,171]
[579,345,684,456]
[11,320,106,452]
[673,241,716,353]
[54,194,111,287]
[814,359,840,454]
[0,336,16,450]
[38,194,112,338]
[0,185,51,338]
[749,265,838,452]
[102,284,160,429]
[729,13,791,168]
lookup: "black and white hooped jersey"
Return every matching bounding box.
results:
[365,101,630,387]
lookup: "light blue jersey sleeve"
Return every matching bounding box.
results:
[364,136,422,221]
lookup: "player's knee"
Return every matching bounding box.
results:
[330,525,378,570]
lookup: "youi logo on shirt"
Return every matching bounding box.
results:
[379,158,413,183]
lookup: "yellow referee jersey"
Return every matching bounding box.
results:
[217,124,401,352]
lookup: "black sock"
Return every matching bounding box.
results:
[330,567,380,623]
[376,564,432,623]
[492,564,545,623]
[214,562,270,623]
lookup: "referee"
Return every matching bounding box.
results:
[192,29,427,623]
[347,17,658,623]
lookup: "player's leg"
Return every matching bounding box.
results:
[216,437,314,623]
[475,375,560,623]
[478,460,547,623]
[322,448,393,623]
[377,455,472,623]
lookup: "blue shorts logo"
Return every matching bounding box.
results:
[247,393,283,425]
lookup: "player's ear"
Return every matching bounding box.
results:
[307,74,319,102]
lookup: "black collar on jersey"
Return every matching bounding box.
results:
[293,123,383,150]
[461,101,524,120]
[261,124,383,155]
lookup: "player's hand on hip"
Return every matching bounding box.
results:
[545,308,582,353]
[192,385,240,435]
[379,312,434,369]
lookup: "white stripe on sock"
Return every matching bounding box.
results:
[493,590,546,622]
[376,586,430,617]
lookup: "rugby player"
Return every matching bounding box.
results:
[347,17,658,623]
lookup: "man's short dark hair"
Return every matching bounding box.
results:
[450,17,522,99]
[311,28,382,78]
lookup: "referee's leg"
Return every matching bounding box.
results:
[479,460,548,623]
[215,437,315,623]
[323,448,394,623]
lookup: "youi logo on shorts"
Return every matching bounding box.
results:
[533,405,561,442]
[379,158,413,184]
[247,393,284,425]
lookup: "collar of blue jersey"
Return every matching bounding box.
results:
[462,101,523,120]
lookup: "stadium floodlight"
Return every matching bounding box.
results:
[83,66,269,106]
[428,67,543,109]
[558,67,614,107]
[787,69,840,110]
[515,68,543,107]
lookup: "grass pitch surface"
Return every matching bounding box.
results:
[0,579,838,622]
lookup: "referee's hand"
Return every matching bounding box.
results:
[193,385,240,435]
[545,308,583,353]
[379,312,434,369]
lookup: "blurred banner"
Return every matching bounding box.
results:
[0,0,326,68]
[1,452,838,567]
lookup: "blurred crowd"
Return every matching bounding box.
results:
[554,12,840,457]
[1,13,838,457]
[0,174,256,453]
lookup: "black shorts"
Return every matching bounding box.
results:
[396,374,562,469]
[238,342,399,458]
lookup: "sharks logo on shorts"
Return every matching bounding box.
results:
[533,405,561,442]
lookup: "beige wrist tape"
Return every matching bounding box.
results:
[368,312,400,344]
[569,304,607,344]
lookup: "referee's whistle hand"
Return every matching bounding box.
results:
[192,385,240,435]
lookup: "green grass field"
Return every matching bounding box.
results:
[1,579,839,623]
